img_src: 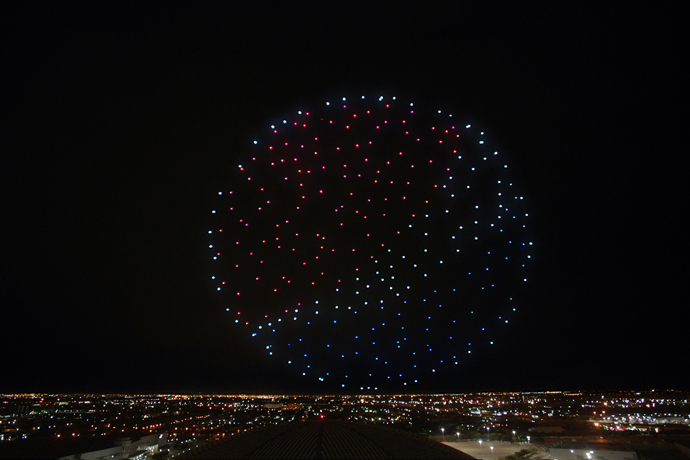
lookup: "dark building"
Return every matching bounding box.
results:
[178,420,476,459]
[0,432,167,460]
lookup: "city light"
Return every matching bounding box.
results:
[0,390,687,458]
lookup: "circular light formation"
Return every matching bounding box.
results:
[208,95,532,390]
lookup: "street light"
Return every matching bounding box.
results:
[456,431,460,441]
[441,428,445,442]
[490,446,494,455]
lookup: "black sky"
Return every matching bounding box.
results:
[3,2,686,394]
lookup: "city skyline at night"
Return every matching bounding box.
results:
[2,389,689,459]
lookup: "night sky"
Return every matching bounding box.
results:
[3,3,685,394]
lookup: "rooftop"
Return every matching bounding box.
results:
[178,420,476,459]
